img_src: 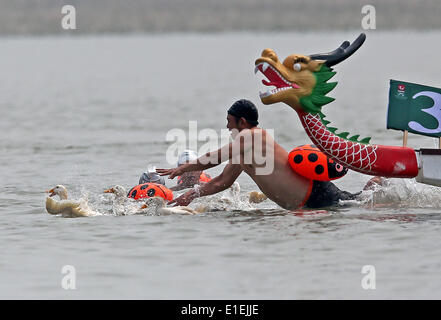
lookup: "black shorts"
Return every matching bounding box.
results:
[305,180,360,209]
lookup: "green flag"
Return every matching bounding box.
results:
[387,79,441,138]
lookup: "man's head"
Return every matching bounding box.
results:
[227,99,259,132]
[177,150,198,166]
[139,171,166,185]
[177,150,202,182]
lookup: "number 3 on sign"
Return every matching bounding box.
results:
[408,91,441,134]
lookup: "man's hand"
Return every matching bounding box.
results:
[169,188,198,206]
[156,166,185,179]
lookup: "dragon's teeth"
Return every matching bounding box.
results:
[262,62,269,72]
[259,90,272,98]
[254,65,259,74]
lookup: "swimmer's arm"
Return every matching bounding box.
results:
[157,161,217,179]
[197,163,242,195]
[169,184,186,191]
[158,131,250,179]
[198,130,252,167]
[169,163,243,206]
[157,155,222,179]
[168,173,201,191]
[179,144,234,175]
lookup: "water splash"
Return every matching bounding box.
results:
[48,177,441,218]
[190,182,259,213]
[146,163,156,173]
[355,178,441,209]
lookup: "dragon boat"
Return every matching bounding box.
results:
[254,33,441,187]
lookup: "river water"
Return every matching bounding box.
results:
[1,31,441,299]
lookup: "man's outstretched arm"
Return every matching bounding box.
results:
[157,159,218,180]
[157,129,253,179]
[169,163,243,206]
[169,174,201,191]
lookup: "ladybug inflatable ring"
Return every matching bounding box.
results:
[288,144,348,181]
[127,183,173,201]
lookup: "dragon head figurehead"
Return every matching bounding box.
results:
[254,33,366,114]
[253,33,421,179]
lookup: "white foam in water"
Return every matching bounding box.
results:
[352,178,441,209]
[69,177,441,217]
[98,187,143,216]
[146,163,156,173]
[190,185,265,213]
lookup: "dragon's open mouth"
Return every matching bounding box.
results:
[255,62,300,98]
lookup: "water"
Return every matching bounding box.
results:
[2,31,441,299]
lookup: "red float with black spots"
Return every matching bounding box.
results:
[288,144,348,181]
[127,183,174,201]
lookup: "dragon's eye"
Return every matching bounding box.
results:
[293,57,308,71]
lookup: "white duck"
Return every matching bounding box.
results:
[104,185,137,215]
[104,185,127,202]
[140,197,201,215]
[45,185,99,217]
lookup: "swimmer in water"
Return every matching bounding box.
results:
[168,150,212,191]
[158,99,379,209]
[138,171,166,185]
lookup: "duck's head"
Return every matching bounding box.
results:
[46,185,68,200]
[104,185,127,198]
[140,196,166,209]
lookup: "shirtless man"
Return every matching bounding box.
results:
[157,99,359,209]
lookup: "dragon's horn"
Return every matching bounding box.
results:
[309,33,366,67]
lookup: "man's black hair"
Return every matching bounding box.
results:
[227,99,259,126]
